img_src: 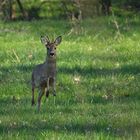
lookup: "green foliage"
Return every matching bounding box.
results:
[0,16,140,139]
[112,7,136,17]
[1,0,140,20]
[112,0,140,10]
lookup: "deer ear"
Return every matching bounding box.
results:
[54,36,62,46]
[40,36,49,45]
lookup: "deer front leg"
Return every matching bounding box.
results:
[37,87,45,112]
[46,78,50,98]
[53,77,56,96]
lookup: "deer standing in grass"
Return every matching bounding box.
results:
[31,35,62,111]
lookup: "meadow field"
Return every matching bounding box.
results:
[0,16,140,139]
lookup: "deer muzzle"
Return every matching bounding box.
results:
[50,52,55,56]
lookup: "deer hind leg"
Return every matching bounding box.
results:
[46,78,50,98]
[31,84,35,106]
[31,73,35,106]
[52,78,56,96]
[37,87,45,112]
[31,87,35,106]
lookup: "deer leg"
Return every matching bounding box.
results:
[53,78,56,96]
[46,78,50,98]
[31,84,35,106]
[37,87,45,112]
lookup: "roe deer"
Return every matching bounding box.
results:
[31,35,62,111]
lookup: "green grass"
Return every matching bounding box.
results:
[0,16,140,139]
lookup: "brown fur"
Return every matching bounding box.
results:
[31,35,62,111]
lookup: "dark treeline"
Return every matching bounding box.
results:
[0,0,140,21]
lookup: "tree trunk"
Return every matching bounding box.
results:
[1,0,13,20]
[9,0,12,20]
[101,0,111,15]
[16,0,27,19]
[72,0,82,20]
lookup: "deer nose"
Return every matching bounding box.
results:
[50,52,54,56]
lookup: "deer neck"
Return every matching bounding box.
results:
[46,57,56,64]
[44,57,56,76]
[44,57,56,70]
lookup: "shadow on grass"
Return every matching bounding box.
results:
[59,64,140,77]
[0,64,33,84]
[0,64,33,74]
[0,95,139,138]
[0,116,139,138]
[0,58,140,84]
[0,121,108,135]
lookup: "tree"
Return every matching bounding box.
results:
[0,0,13,20]
[0,0,27,20]
[101,0,111,15]
[16,0,27,19]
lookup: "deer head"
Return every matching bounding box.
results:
[41,35,62,58]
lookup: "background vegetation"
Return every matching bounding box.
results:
[0,0,140,139]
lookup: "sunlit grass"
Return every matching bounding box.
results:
[0,16,140,139]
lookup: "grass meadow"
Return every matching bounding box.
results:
[0,16,140,139]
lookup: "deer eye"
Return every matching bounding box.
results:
[54,48,56,50]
